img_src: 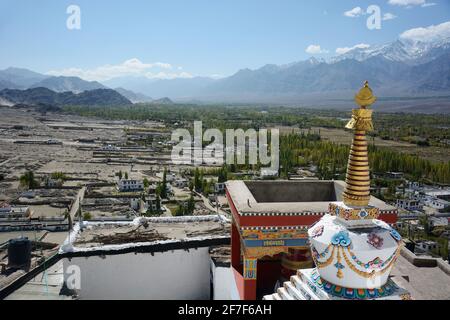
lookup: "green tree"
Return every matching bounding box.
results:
[19,170,38,189]
[158,169,168,198]
[419,215,431,236]
[194,168,202,191]
[175,204,185,216]
[218,165,228,183]
[187,195,195,215]
[143,178,150,189]
[155,195,161,212]
[83,212,92,220]
[51,172,67,181]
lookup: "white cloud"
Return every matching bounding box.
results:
[336,43,371,55]
[46,58,192,81]
[400,21,450,43]
[388,0,425,6]
[305,45,328,54]
[421,2,437,7]
[344,7,365,18]
[388,0,436,7]
[383,13,398,20]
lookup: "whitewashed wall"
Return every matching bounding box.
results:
[63,247,211,300]
[210,264,238,300]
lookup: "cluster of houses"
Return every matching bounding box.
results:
[393,180,450,259]
[0,202,30,218]
[115,170,230,217]
[395,181,450,215]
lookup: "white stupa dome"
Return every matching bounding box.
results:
[308,214,402,289]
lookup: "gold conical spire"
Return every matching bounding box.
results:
[342,81,376,207]
[354,80,377,107]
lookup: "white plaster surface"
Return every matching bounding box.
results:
[63,247,211,300]
[211,264,236,300]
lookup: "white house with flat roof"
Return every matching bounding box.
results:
[117,179,144,192]
[396,198,422,211]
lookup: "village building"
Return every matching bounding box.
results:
[429,216,448,228]
[101,144,120,151]
[20,190,35,199]
[44,177,63,188]
[424,189,450,201]
[173,178,189,188]
[0,202,30,218]
[416,240,440,254]
[117,179,144,192]
[386,172,404,179]
[260,168,278,179]
[396,198,422,211]
[0,202,12,214]
[423,197,449,211]
[215,182,226,194]
[130,196,160,213]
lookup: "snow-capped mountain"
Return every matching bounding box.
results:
[331,37,450,65]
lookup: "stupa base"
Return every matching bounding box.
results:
[263,268,412,300]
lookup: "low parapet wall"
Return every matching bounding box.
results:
[400,247,450,276]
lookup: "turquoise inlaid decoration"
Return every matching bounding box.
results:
[331,231,351,247]
[390,229,402,242]
[244,258,257,280]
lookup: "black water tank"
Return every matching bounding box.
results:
[8,237,32,269]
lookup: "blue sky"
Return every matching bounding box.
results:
[0,0,449,80]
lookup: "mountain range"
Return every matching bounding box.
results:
[30,76,106,93]
[100,36,450,104]
[1,34,450,111]
[113,87,153,103]
[0,87,131,107]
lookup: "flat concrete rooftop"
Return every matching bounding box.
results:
[64,215,230,251]
[226,180,396,214]
[245,180,337,203]
[391,253,450,300]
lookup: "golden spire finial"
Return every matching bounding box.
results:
[355,80,376,107]
[342,81,376,208]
